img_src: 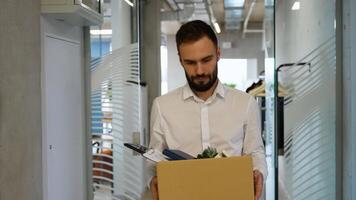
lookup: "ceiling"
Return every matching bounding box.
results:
[161,0,270,35]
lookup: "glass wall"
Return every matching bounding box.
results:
[89,0,147,199]
[274,0,337,199]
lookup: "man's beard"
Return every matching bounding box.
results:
[185,65,218,92]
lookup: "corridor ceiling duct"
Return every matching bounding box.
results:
[224,0,245,30]
[161,3,195,22]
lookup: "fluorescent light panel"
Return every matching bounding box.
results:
[90,29,112,35]
[291,1,300,10]
[224,0,245,8]
[124,0,134,7]
[213,22,221,34]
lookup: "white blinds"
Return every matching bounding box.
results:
[91,43,147,200]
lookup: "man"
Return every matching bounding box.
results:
[147,20,267,200]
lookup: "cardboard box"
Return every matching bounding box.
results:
[157,156,254,200]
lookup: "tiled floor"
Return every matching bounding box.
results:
[93,187,152,200]
[141,190,152,200]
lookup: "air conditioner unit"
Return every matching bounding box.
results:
[41,0,103,26]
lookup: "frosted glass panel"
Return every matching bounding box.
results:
[91,43,147,200]
[275,0,336,199]
[280,37,336,199]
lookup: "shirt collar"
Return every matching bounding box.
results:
[182,80,225,101]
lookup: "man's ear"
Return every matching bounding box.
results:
[216,47,221,61]
[178,52,185,67]
[179,56,183,66]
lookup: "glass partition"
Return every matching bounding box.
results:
[89,1,147,199]
[274,0,337,199]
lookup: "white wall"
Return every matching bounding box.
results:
[166,35,186,92]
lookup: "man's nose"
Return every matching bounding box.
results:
[196,62,205,75]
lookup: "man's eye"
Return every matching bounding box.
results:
[185,61,195,65]
[202,58,212,63]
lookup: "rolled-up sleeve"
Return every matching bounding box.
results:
[242,96,268,180]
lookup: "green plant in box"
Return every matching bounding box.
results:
[197,147,218,159]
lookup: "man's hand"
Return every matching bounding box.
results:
[150,176,159,200]
[253,170,263,200]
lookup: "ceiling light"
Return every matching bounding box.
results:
[90,29,112,35]
[213,22,221,34]
[124,0,134,7]
[224,0,245,8]
[291,1,300,10]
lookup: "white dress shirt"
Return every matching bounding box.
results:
[147,81,267,184]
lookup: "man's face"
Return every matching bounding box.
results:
[178,36,220,92]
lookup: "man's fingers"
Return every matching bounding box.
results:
[151,189,159,200]
[254,182,262,200]
[254,171,263,200]
[150,176,159,200]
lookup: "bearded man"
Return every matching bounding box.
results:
[147,20,267,200]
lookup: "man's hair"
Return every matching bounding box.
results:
[175,20,218,53]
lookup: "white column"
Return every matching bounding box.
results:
[111,0,132,50]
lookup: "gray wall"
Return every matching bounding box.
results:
[0,1,42,200]
[218,30,265,73]
[141,0,161,112]
[342,0,356,199]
